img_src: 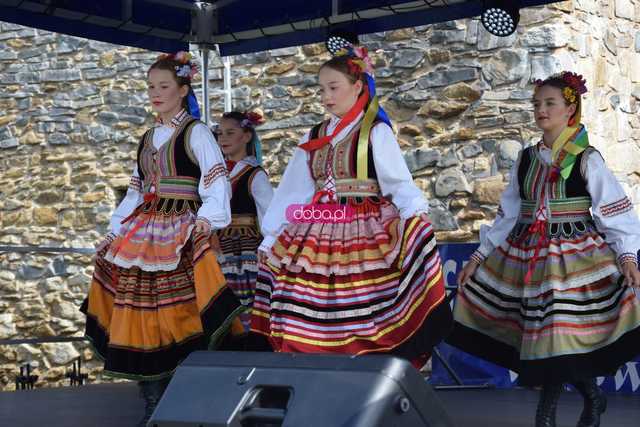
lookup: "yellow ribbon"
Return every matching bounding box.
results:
[550,99,582,161]
[356,96,380,180]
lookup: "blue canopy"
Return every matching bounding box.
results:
[0,0,560,55]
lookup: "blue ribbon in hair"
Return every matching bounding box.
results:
[187,87,201,120]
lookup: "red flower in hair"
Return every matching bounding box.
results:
[347,59,362,77]
[240,111,265,128]
[245,111,265,126]
[534,71,587,95]
[561,72,587,95]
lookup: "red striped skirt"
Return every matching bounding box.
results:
[251,201,452,360]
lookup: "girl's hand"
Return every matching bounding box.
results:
[195,218,211,235]
[95,233,115,253]
[457,259,480,288]
[621,261,640,288]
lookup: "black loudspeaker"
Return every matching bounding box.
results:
[149,351,454,427]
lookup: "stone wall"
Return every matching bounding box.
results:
[1,0,639,390]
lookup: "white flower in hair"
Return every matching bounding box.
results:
[175,64,192,78]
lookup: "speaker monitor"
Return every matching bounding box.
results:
[149,351,454,427]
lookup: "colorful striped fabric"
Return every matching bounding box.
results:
[156,176,200,200]
[450,224,640,385]
[83,234,244,380]
[217,216,262,332]
[106,209,198,272]
[251,202,451,358]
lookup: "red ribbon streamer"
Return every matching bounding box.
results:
[300,86,369,152]
[523,172,553,285]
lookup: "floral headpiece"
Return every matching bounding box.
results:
[157,51,198,79]
[534,71,587,105]
[334,45,374,76]
[241,111,265,128]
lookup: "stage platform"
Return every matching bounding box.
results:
[1,383,639,426]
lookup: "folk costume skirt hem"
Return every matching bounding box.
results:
[448,222,640,386]
[82,234,244,380]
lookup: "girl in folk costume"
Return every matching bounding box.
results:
[214,111,274,336]
[251,34,452,365]
[81,52,243,426]
[449,72,640,427]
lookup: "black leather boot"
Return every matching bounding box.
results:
[572,378,606,427]
[137,377,171,427]
[535,383,563,427]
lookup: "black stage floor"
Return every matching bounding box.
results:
[1,383,639,426]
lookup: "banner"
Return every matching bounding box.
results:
[431,243,640,394]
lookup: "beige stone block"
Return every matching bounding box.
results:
[257,78,277,87]
[399,124,421,136]
[6,38,31,49]
[551,1,573,12]
[603,142,640,174]
[450,197,469,208]
[99,52,115,67]
[429,128,475,146]
[457,209,486,220]
[473,175,507,205]
[265,62,296,75]
[0,115,16,127]
[442,82,482,103]
[82,192,105,203]
[383,100,417,122]
[426,48,451,65]
[595,56,607,87]
[418,100,470,119]
[114,122,131,130]
[386,28,414,41]
[290,88,314,98]
[2,209,31,227]
[436,230,475,243]
[423,120,445,135]
[131,80,147,91]
[33,207,58,225]
[302,44,324,57]
[108,177,130,188]
[630,54,640,83]
[298,62,322,74]
[60,211,76,229]
[474,157,491,174]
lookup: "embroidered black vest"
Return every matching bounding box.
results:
[308,119,383,206]
[136,118,202,215]
[230,165,261,216]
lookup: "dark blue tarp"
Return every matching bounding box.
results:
[0,0,561,55]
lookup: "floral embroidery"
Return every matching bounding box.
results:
[470,251,485,265]
[129,176,142,192]
[600,197,632,218]
[617,253,638,268]
[203,164,226,188]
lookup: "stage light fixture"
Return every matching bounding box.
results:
[481,1,520,37]
[325,29,359,55]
